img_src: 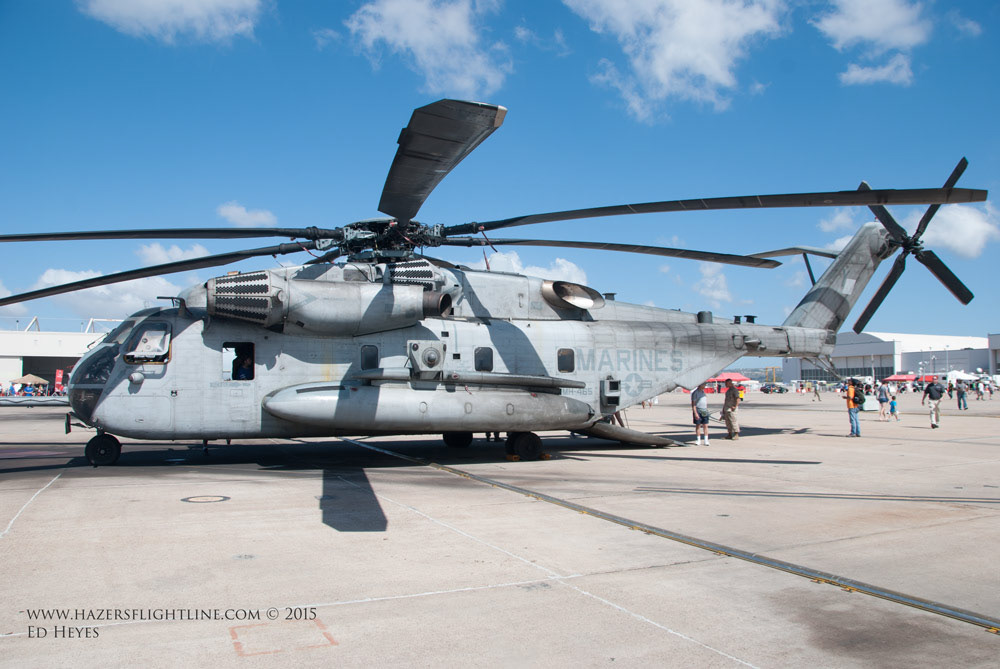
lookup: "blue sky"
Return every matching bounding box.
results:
[0,0,997,339]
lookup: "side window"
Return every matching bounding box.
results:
[474,347,494,372]
[123,323,171,364]
[223,342,255,380]
[361,345,379,370]
[557,348,575,373]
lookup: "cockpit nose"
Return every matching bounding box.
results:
[67,345,117,424]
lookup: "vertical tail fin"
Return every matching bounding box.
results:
[783,222,892,332]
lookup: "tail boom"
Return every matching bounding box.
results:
[783,222,892,333]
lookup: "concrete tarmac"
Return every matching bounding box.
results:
[1,389,998,667]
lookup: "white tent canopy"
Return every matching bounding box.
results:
[946,370,978,382]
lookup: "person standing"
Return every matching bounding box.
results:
[877,381,890,421]
[723,378,741,440]
[889,395,900,421]
[812,384,821,402]
[691,382,710,445]
[842,379,861,437]
[955,379,968,410]
[922,378,945,429]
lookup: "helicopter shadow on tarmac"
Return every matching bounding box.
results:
[0,427,822,532]
[0,440,398,533]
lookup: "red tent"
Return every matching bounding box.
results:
[883,374,916,381]
[706,372,750,382]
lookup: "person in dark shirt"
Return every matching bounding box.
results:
[234,355,254,380]
[922,379,945,428]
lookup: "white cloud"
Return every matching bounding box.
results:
[903,203,999,259]
[947,11,982,37]
[563,0,786,120]
[137,243,211,265]
[839,53,913,86]
[469,251,589,284]
[312,27,341,50]
[0,280,29,317]
[345,0,512,98]
[217,201,277,227]
[818,207,860,232]
[813,0,930,87]
[825,234,854,253]
[77,0,262,44]
[658,264,670,274]
[694,262,731,307]
[813,0,930,53]
[515,24,571,56]
[785,270,807,288]
[656,234,685,247]
[32,269,186,319]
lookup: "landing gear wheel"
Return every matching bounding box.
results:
[443,432,473,448]
[508,432,542,461]
[85,434,121,467]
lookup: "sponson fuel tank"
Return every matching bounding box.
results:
[262,383,595,432]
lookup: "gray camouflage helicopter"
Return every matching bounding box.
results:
[0,100,986,465]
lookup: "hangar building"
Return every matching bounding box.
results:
[1,319,113,386]
[783,332,993,383]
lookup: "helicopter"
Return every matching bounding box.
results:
[0,100,986,465]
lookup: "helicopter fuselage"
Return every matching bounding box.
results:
[67,260,830,442]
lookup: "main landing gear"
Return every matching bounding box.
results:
[442,432,474,449]
[442,431,545,461]
[505,432,543,461]
[85,433,121,467]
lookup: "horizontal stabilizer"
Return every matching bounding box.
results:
[749,246,838,260]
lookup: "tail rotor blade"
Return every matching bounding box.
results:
[859,182,909,244]
[914,249,974,304]
[913,157,969,242]
[853,253,907,333]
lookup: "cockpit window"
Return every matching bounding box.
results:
[100,319,136,346]
[123,322,172,364]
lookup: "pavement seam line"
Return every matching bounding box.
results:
[0,471,63,539]
[337,437,1000,633]
[336,439,764,664]
[335,474,565,579]
[555,580,760,668]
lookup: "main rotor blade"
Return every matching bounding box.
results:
[440,237,780,268]
[379,100,507,222]
[853,253,907,333]
[913,157,968,242]
[0,227,342,243]
[445,186,988,236]
[0,241,316,307]
[914,249,974,304]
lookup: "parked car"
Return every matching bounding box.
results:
[761,384,788,394]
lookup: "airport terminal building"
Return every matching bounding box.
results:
[783,332,997,383]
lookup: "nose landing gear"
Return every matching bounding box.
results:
[85,433,121,467]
